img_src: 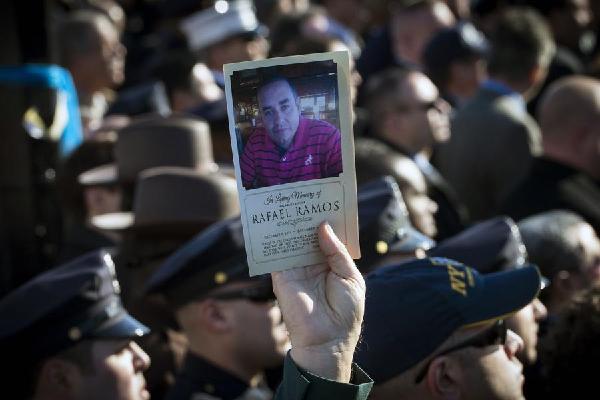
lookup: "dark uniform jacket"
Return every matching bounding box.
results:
[501,157,600,233]
[355,137,468,240]
[166,352,372,400]
[434,87,542,223]
[58,222,115,263]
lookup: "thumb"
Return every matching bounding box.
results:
[318,222,358,279]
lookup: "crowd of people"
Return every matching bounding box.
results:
[2,0,600,399]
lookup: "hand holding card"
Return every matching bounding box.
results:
[271,222,365,382]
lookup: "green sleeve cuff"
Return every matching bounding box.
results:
[274,352,373,400]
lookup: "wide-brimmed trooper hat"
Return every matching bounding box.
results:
[92,166,239,235]
[78,115,218,187]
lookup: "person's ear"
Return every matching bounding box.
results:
[199,299,232,333]
[427,356,462,400]
[37,358,81,396]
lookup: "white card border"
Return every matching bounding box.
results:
[224,51,360,275]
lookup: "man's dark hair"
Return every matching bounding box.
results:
[268,6,333,57]
[423,62,450,93]
[256,75,299,101]
[518,210,588,280]
[269,11,309,57]
[55,10,113,67]
[152,50,197,102]
[487,7,555,82]
[363,68,415,137]
[539,285,600,397]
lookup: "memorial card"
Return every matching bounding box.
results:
[224,51,360,275]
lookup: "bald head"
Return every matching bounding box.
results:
[539,76,600,138]
[538,75,600,178]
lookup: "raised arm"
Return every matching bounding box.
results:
[271,222,371,399]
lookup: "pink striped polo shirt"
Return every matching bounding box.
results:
[240,117,342,189]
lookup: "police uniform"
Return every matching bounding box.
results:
[167,352,273,400]
[0,250,150,394]
[357,176,436,274]
[92,166,241,400]
[147,216,373,400]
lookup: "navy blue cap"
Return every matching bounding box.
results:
[355,257,541,383]
[428,217,550,288]
[427,217,527,273]
[358,176,436,272]
[0,250,149,362]
[146,216,261,309]
[423,21,489,70]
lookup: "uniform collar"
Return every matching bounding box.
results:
[182,352,250,400]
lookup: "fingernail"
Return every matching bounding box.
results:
[324,221,333,234]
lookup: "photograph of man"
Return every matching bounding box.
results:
[240,76,343,189]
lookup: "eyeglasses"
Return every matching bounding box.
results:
[414,319,508,384]
[209,282,276,304]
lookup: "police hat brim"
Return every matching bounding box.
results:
[389,226,436,253]
[93,312,150,339]
[91,211,215,235]
[465,264,541,326]
[92,212,134,231]
[78,163,118,186]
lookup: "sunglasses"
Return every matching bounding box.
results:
[414,319,508,384]
[209,282,276,304]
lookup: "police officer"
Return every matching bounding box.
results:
[147,218,373,400]
[0,250,151,400]
[428,217,548,367]
[355,257,542,400]
[357,176,436,274]
[92,166,240,400]
[2,223,373,399]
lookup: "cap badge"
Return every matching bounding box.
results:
[214,272,228,285]
[375,241,389,255]
[68,327,82,341]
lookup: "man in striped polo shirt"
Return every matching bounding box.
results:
[240,77,343,189]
